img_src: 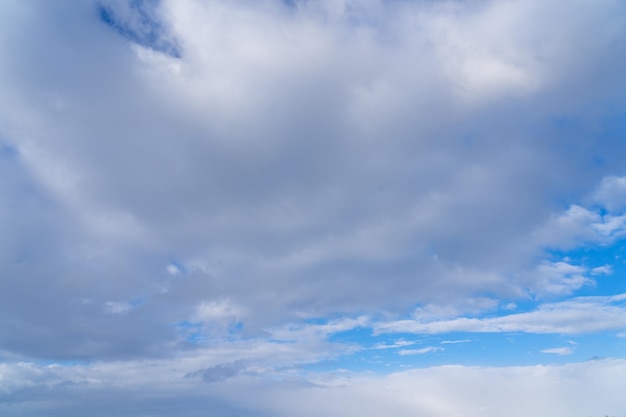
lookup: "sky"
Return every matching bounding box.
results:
[1,0,626,416]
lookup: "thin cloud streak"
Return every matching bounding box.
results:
[376,294,626,335]
[541,347,574,356]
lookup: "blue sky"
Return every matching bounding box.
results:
[1,0,626,416]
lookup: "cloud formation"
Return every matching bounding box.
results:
[1,358,625,417]
[376,294,626,335]
[2,0,626,360]
[2,0,626,414]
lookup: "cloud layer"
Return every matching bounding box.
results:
[1,358,625,417]
[2,0,626,414]
[2,0,626,360]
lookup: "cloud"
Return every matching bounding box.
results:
[373,339,417,349]
[1,358,625,417]
[441,339,472,345]
[532,176,626,250]
[398,346,443,356]
[526,261,594,297]
[590,265,613,276]
[186,361,247,383]
[541,347,573,356]
[0,0,626,368]
[375,294,626,335]
[593,175,626,212]
[193,298,246,327]
[372,340,416,350]
[4,2,626,415]
[532,205,603,249]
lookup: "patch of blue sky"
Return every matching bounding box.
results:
[281,0,297,8]
[426,332,618,367]
[174,320,205,345]
[174,319,244,346]
[316,328,626,373]
[302,317,331,325]
[97,0,181,58]
[325,326,376,351]
[588,111,626,169]
[228,321,244,334]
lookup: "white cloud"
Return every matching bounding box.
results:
[502,303,517,311]
[398,346,443,356]
[541,347,573,356]
[592,213,626,239]
[375,294,626,335]
[593,175,626,212]
[533,177,626,251]
[267,316,368,345]
[441,339,472,345]
[426,1,544,103]
[532,205,602,249]
[373,340,416,350]
[527,261,594,297]
[590,265,613,276]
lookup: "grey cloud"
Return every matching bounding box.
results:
[186,361,247,383]
[2,0,626,361]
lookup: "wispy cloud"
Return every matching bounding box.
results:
[376,294,626,335]
[541,347,573,356]
[373,340,416,350]
[398,346,444,356]
[441,339,472,345]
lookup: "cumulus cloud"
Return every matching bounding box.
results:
[532,175,626,250]
[527,261,594,297]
